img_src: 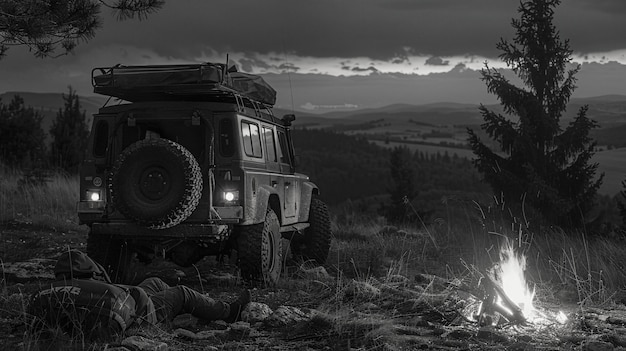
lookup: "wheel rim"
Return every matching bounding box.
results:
[139,166,171,201]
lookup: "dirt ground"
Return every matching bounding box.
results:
[3,221,626,351]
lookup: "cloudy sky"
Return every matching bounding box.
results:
[1,0,626,112]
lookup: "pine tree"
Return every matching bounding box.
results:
[50,87,89,172]
[467,0,603,227]
[617,180,626,229]
[386,146,417,223]
[1,0,162,59]
[0,95,46,167]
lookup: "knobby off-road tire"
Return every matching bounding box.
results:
[109,138,203,229]
[237,209,282,287]
[291,197,331,265]
[86,232,134,284]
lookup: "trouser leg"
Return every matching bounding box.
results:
[137,277,170,296]
[178,286,230,321]
[145,285,229,322]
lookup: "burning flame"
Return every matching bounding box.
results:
[493,240,537,321]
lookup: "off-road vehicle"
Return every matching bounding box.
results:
[76,62,331,285]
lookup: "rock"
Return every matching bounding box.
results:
[122,336,168,351]
[174,328,219,340]
[581,340,614,351]
[241,302,273,323]
[608,316,626,326]
[196,330,221,340]
[229,321,251,334]
[171,314,198,329]
[1,258,55,282]
[174,328,198,339]
[265,306,313,327]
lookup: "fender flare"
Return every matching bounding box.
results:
[242,185,280,225]
[297,181,319,222]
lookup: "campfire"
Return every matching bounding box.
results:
[463,239,567,327]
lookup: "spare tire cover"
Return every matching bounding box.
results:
[109,138,203,229]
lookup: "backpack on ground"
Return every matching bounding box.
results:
[28,250,136,340]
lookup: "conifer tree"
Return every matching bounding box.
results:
[0,0,162,59]
[0,95,46,167]
[467,0,602,227]
[617,180,626,229]
[386,146,417,223]
[50,87,89,172]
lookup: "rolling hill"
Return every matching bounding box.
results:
[2,91,624,195]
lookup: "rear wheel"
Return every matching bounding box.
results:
[236,208,282,286]
[86,232,134,284]
[291,197,331,265]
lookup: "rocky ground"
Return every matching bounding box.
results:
[3,221,626,350]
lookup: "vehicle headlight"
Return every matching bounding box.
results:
[223,190,239,202]
[86,189,103,202]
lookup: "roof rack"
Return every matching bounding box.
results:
[91,63,276,106]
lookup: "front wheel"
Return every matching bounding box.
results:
[236,208,282,286]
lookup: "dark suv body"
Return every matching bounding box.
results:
[77,63,331,284]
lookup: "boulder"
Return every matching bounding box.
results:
[241,302,273,323]
[265,306,313,327]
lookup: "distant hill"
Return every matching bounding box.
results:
[2,91,625,145]
[312,95,626,127]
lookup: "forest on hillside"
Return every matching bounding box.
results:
[291,128,492,221]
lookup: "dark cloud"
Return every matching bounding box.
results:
[80,0,625,62]
[425,57,450,66]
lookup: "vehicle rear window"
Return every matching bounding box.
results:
[93,120,109,157]
[219,119,235,157]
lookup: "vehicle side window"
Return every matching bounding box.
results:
[241,120,262,158]
[93,120,109,158]
[277,131,291,165]
[219,119,235,157]
[262,126,277,162]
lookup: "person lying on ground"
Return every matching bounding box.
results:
[29,250,251,339]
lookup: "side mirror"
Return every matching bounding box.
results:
[282,114,296,126]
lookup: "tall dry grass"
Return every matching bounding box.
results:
[0,167,80,231]
[329,198,626,306]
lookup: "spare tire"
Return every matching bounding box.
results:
[109,138,203,229]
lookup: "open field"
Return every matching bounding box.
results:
[3,169,626,349]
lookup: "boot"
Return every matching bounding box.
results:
[225,289,251,323]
